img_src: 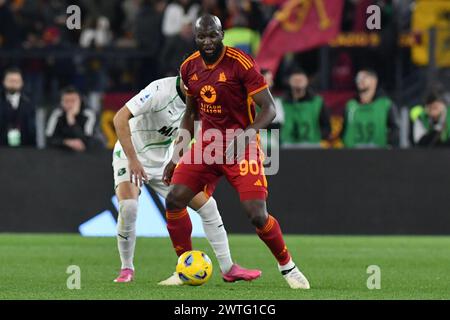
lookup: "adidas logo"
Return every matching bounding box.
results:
[190,74,198,81]
[254,179,262,186]
[218,72,227,82]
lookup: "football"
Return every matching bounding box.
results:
[176,250,213,286]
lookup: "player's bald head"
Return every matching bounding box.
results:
[194,14,225,64]
[194,14,223,33]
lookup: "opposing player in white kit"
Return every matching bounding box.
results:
[112,76,262,284]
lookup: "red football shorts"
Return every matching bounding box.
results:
[171,144,268,201]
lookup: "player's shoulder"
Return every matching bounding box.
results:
[147,76,175,87]
[226,46,255,61]
[127,77,177,112]
[152,76,178,88]
[180,51,201,71]
[142,76,177,95]
[224,46,256,71]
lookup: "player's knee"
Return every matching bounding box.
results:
[165,192,178,211]
[119,199,138,223]
[166,185,196,211]
[242,200,268,229]
[166,189,187,211]
[250,214,268,229]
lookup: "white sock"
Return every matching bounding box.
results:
[117,199,138,270]
[196,197,233,273]
[278,258,295,273]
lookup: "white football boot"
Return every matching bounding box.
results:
[158,272,183,286]
[280,263,310,289]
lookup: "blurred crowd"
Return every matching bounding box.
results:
[0,0,275,99]
[263,67,450,149]
[2,58,449,152]
[1,0,449,152]
[0,0,405,97]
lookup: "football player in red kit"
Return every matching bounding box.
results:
[163,15,310,289]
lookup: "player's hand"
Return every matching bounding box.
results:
[129,158,148,187]
[162,160,176,186]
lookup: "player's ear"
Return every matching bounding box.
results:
[220,30,224,40]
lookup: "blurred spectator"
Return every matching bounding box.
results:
[0,0,21,48]
[134,0,166,87]
[17,0,73,47]
[224,0,247,29]
[79,0,123,36]
[261,68,284,150]
[79,16,112,113]
[45,86,99,152]
[241,0,267,33]
[121,0,141,33]
[79,16,113,49]
[42,25,77,103]
[262,69,284,129]
[134,0,166,49]
[224,0,266,32]
[201,0,226,23]
[0,67,36,147]
[162,0,200,37]
[331,51,354,90]
[223,10,260,56]
[412,91,450,148]
[281,68,331,147]
[160,22,196,77]
[341,69,399,148]
[78,16,113,113]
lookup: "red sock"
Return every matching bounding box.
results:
[256,215,291,266]
[166,208,192,256]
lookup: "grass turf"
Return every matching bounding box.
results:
[0,234,449,300]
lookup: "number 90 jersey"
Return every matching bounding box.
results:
[113,76,186,169]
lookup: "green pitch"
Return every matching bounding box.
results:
[1,234,449,300]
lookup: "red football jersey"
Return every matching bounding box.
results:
[180,46,268,147]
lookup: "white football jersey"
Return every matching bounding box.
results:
[113,76,186,170]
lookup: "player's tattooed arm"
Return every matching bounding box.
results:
[163,94,197,185]
[113,106,148,187]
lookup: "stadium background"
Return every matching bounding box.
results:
[1,0,450,235]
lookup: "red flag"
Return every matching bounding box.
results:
[256,0,344,74]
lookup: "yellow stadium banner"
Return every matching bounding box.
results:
[329,32,381,47]
[412,0,450,67]
[101,110,117,149]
